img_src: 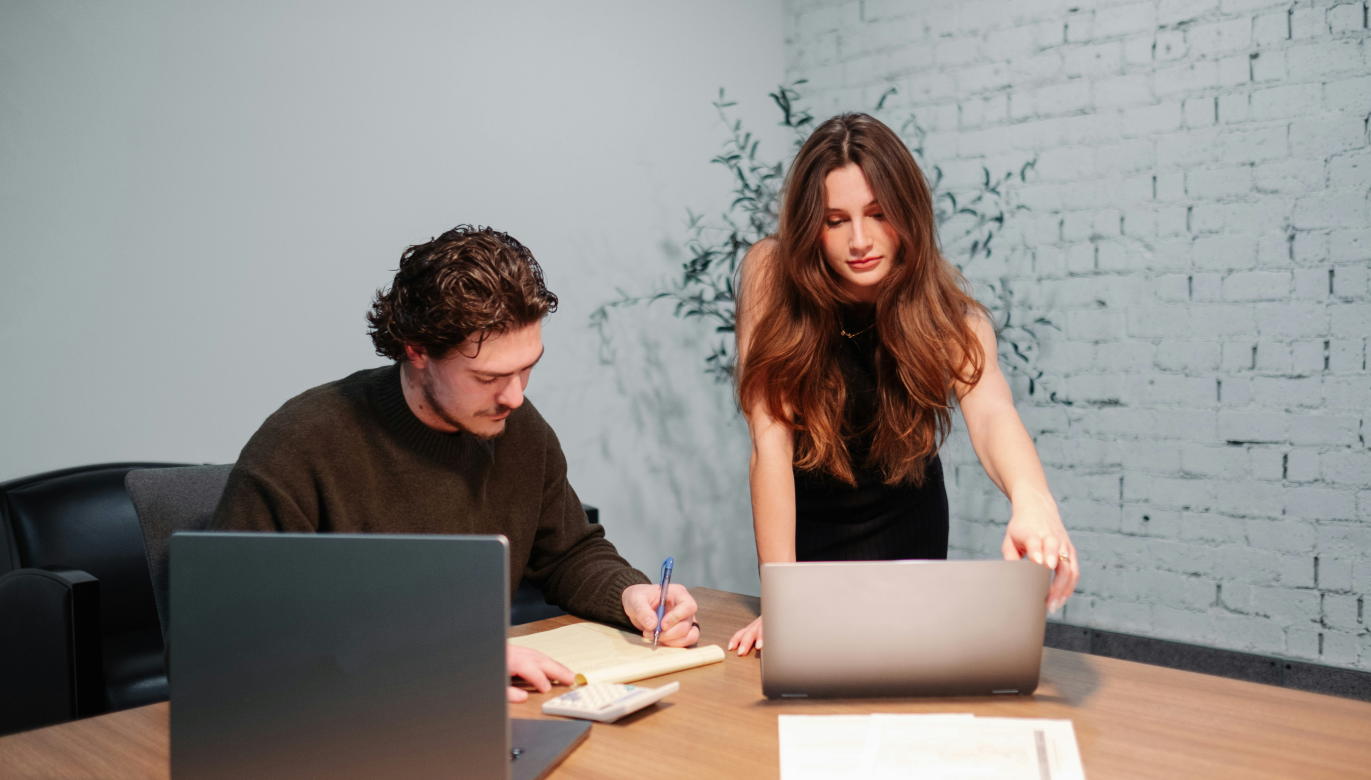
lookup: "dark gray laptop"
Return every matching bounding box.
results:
[170,533,587,780]
[762,559,1051,699]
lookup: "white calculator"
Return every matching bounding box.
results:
[540,681,680,723]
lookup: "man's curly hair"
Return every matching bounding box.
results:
[367,225,558,361]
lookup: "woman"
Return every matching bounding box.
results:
[727,113,1079,656]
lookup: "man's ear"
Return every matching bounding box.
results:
[404,344,430,370]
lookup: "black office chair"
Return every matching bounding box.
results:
[0,462,191,736]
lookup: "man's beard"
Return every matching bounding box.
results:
[418,373,509,441]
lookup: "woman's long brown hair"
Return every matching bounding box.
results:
[737,113,988,487]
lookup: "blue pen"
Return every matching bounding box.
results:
[652,556,673,649]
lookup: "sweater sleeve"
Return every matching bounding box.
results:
[521,425,650,629]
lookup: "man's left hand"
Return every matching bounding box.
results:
[622,583,700,647]
[507,644,573,703]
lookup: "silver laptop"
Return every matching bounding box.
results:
[761,559,1051,698]
[170,533,588,780]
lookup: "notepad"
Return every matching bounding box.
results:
[508,622,726,685]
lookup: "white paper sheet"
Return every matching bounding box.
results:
[778,714,1086,780]
[777,714,974,780]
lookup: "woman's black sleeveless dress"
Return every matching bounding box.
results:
[792,305,950,562]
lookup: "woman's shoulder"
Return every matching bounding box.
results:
[961,302,995,339]
[747,235,780,257]
[739,237,781,300]
[741,236,779,278]
[737,237,781,329]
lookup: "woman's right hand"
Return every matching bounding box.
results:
[728,616,764,656]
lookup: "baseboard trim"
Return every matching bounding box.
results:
[1044,622,1371,703]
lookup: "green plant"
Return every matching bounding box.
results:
[591,81,1054,396]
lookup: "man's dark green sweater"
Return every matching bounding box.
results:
[209,364,650,627]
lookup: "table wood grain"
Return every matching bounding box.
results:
[3,587,1369,779]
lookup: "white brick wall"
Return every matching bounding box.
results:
[784,0,1371,670]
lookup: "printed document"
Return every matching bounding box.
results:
[778,714,1086,780]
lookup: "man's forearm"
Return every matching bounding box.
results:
[531,531,649,628]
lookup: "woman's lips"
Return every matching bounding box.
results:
[848,255,880,269]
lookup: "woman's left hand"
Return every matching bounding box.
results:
[1001,491,1079,614]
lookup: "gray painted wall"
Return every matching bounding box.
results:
[784,0,1371,670]
[0,0,784,594]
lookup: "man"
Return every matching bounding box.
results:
[210,225,699,701]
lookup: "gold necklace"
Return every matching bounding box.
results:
[840,322,875,339]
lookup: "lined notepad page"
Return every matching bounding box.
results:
[509,622,725,685]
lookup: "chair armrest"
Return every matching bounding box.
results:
[0,568,105,735]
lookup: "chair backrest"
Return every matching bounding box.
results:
[1,463,189,636]
[126,465,234,643]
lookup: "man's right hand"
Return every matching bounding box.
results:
[507,644,573,703]
[727,616,763,656]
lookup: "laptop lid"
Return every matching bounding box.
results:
[761,559,1051,699]
[170,533,510,780]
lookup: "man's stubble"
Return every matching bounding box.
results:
[417,370,509,441]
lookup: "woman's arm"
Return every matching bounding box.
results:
[729,239,794,655]
[748,407,797,565]
[955,313,1080,612]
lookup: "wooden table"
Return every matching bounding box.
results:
[3,588,1369,779]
